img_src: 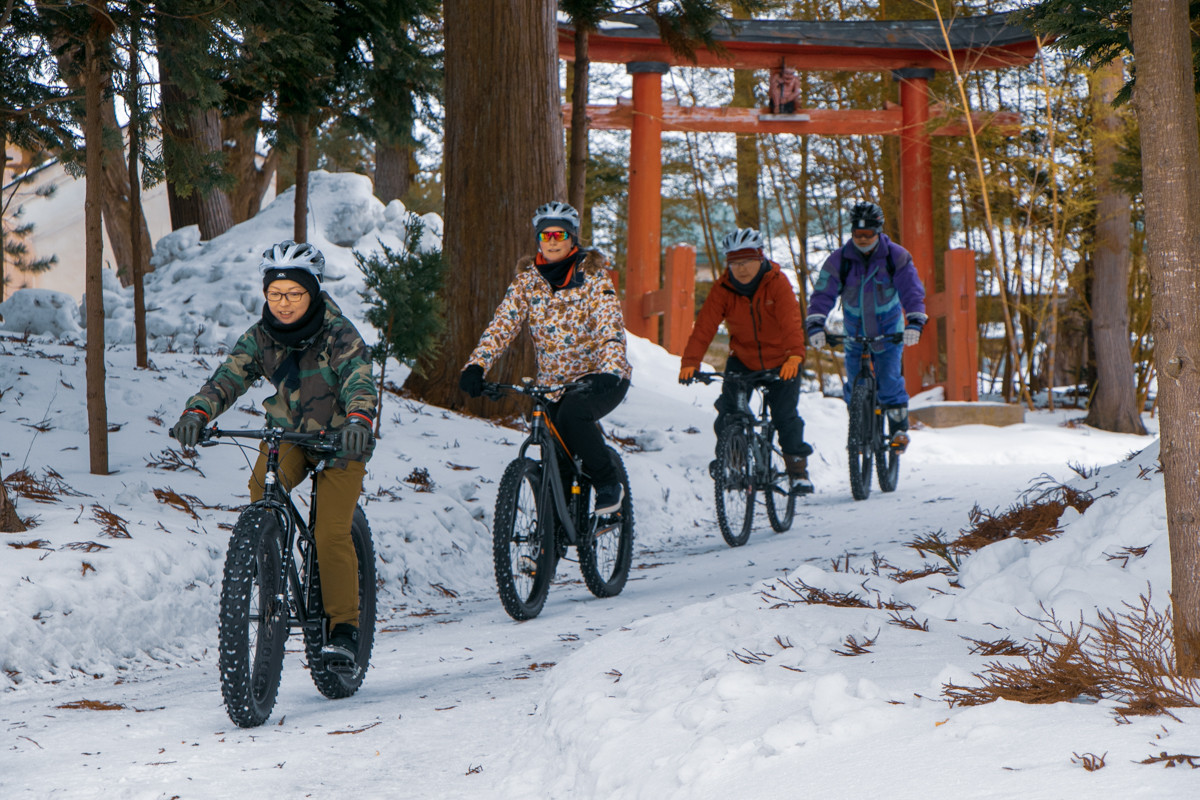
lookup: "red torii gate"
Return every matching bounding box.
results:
[558,13,1040,401]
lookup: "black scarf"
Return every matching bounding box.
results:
[261,293,326,348]
[535,248,586,292]
[728,259,769,297]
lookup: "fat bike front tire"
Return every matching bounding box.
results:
[218,506,289,728]
[493,458,555,620]
[714,426,755,547]
[847,384,875,501]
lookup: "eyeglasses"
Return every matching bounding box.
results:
[266,290,309,304]
[851,229,879,240]
[538,230,570,243]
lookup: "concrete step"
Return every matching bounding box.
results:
[909,402,1025,429]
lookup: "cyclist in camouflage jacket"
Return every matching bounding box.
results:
[171,241,375,665]
[459,201,631,516]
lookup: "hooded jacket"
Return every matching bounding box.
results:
[806,234,927,351]
[681,259,806,371]
[466,249,631,386]
[186,294,377,463]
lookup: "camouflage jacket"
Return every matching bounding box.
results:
[186,294,377,464]
[466,249,631,388]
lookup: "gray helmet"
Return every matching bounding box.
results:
[849,202,884,232]
[721,227,764,254]
[258,240,325,279]
[531,201,580,236]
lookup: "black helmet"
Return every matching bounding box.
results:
[849,202,884,232]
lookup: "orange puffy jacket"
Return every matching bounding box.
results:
[681,261,805,371]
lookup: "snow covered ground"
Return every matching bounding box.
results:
[1,175,1196,798]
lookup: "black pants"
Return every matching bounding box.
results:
[714,355,810,457]
[548,377,630,487]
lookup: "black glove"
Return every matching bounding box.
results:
[341,419,373,458]
[459,364,485,398]
[171,410,205,448]
[582,372,621,395]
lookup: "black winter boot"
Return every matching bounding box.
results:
[784,454,814,495]
[322,623,359,666]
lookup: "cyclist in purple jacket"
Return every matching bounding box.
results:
[806,202,927,451]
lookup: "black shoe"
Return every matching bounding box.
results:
[322,623,359,664]
[784,454,814,495]
[594,483,624,516]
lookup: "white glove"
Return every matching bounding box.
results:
[810,330,826,349]
[903,327,921,347]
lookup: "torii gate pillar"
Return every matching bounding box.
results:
[625,61,669,340]
[894,68,938,398]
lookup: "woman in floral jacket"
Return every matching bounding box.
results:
[459,201,632,515]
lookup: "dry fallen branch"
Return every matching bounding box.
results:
[145,448,205,477]
[5,468,86,504]
[1071,751,1107,771]
[943,595,1200,720]
[962,636,1032,657]
[90,505,130,539]
[57,699,125,711]
[833,633,877,657]
[1138,752,1200,768]
[759,576,871,609]
[888,612,930,632]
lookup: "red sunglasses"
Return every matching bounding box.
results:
[538,230,570,243]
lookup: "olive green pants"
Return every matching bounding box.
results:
[249,444,365,628]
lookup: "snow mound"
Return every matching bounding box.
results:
[0,288,83,339]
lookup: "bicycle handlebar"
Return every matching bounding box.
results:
[481,379,588,401]
[687,368,780,387]
[824,332,905,346]
[172,425,341,453]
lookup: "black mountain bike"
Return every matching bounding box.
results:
[180,425,376,728]
[692,369,802,547]
[483,379,635,621]
[827,332,905,500]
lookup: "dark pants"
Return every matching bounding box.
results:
[549,377,630,487]
[715,356,810,457]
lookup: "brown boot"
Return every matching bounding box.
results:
[784,454,814,494]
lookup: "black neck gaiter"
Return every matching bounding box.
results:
[728,259,769,297]
[262,293,325,347]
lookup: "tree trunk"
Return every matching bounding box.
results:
[568,25,589,220]
[0,455,26,532]
[128,3,147,368]
[1085,60,1145,434]
[406,0,564,417]
[1131,0,1200,676]
[84,7,110,476]
[37,1,150,287]
[224,108,277,224]
[155,5,234,241]
[293,117,310,243]
[374,140,412,204]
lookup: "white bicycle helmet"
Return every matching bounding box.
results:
[721,227,764,254]
[258,240,326,279]
[531,201,580,234]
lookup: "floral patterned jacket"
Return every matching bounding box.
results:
[466,249,632,387]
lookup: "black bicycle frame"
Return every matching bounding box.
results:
[490,382,591,547]
[202,427,335,634]
[698,369,780,483]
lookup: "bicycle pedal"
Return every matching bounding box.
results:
[592,520,619,539]
[517,555,538,576]
[323,655,360,680]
